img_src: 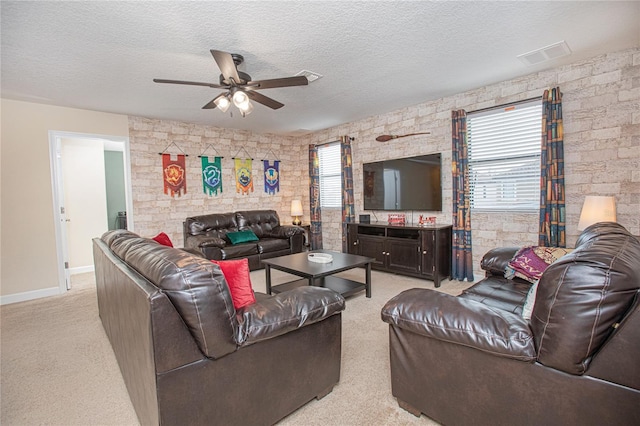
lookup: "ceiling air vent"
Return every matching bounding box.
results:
[517,41,572,66]
[295,70,323,83]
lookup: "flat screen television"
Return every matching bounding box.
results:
[363,153,442,211]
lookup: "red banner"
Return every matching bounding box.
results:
[162,153,187,197]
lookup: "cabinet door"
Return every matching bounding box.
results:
[358,235,386,269]
[346,223,359,255]
[386,239,421,274]
[421,230,435,278]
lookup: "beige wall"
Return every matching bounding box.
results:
[0,99,129,299]
[2,47,638,300]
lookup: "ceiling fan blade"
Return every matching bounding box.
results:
[211,50,242,84]
[153,78,226,89]
[202,93,228,109]
[245,90,284,110]
[247,75,309,90]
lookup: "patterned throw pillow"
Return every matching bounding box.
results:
[505,246,573,283]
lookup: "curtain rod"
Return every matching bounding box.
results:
[314,136,354,147]
[468,96,542,116]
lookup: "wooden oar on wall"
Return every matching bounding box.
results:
[375,132,431,142]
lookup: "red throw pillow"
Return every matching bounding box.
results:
[152,232,174,247]
[211,258,256,309]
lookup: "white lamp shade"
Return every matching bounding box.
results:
[577,196,616,231]
[290,200,304,216]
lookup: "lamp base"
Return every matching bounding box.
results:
[292,217,302,226]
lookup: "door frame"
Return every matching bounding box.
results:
[48,130,133,293]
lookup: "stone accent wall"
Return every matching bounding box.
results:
[129,48,639,279]
[128,117,306,246]
[304,47,640,276]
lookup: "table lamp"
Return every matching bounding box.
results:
[577,196,616,231]
[290,199,303,225]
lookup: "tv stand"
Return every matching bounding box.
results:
[346,222,452,287]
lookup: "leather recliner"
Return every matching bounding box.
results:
[381,222,640,425]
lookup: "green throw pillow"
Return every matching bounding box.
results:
[227,230,259,245]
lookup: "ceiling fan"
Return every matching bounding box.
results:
[153,49,308,116]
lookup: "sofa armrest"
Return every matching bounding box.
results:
[381,288,536,361]
[267,225,305,239]
[481,246,520,276]
[236,287,345,346]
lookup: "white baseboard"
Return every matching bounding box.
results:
[0,287,62,305]
[70,265,94,275]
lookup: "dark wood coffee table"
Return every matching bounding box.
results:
[262,250,374,298]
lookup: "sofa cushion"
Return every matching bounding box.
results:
[212,259,256,309]
[531,222,640,375]
[219,243,260,259]
[105,232,238,359]
[460,276,532,315]
[227,230,259,245]
[236,210,280,238]
[186,212,238,238]
[257,238,290,253]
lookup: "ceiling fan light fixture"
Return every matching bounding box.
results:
[155,49,310,117]
[239,101,254,117]
[232,90,250,108]
[214,95,231,112]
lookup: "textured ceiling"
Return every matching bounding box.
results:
[2,1,639,135]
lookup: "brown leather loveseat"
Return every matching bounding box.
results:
[381,222,640,425]
[183,209,304,270]
[94,229,345,425]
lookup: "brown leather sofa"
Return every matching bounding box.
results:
[93,229,345,426]
[381,222,640,425]
[183,210,305,270]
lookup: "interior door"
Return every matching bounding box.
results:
[61,138,109,273]
[49,131,133,293]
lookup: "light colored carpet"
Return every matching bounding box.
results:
[1,268,473,425]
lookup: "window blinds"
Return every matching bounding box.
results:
[318,142,342,208]
[467,100,542,211]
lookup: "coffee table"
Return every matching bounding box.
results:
[262,250,374,298]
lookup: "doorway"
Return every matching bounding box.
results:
[48,131,133,292]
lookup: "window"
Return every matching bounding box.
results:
[318,142,341,208]
[467,100,542,211]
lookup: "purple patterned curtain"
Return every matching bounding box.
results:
[539,87,566,247]
[341,136,355,252]
[451,110,474,281]
[308,144,323,250]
